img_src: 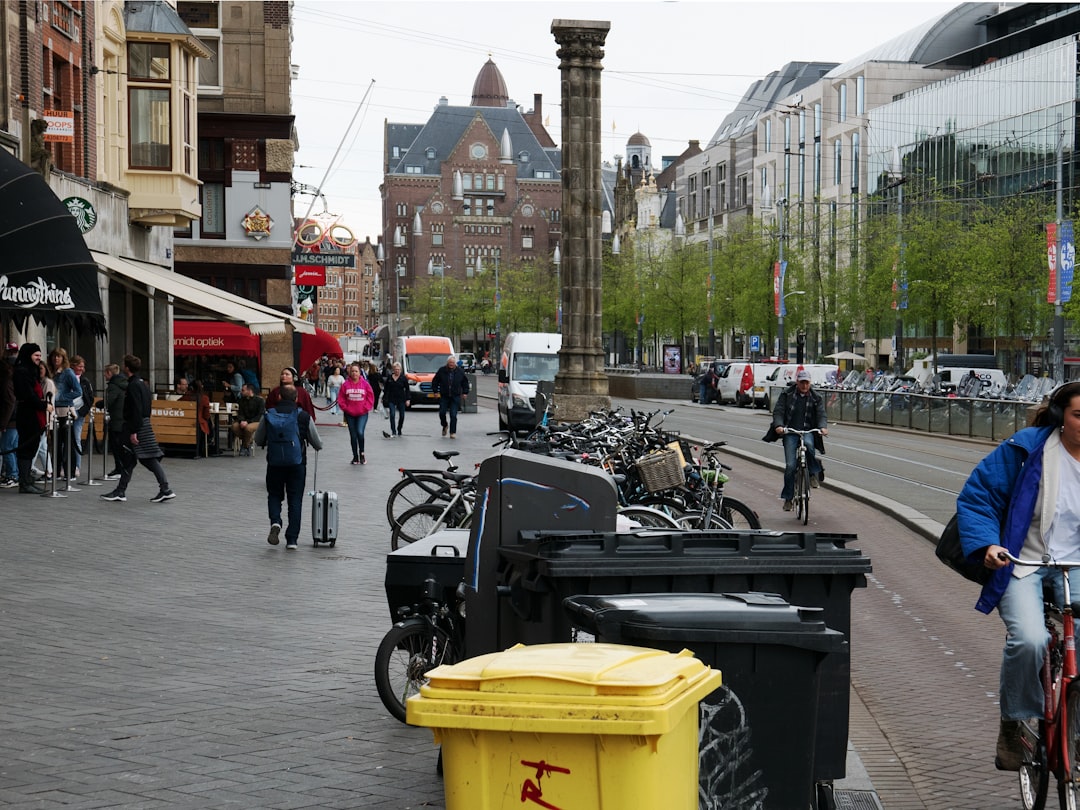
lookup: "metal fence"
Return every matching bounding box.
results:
[820,388,1034,442]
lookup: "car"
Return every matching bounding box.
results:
[456,352,477,373]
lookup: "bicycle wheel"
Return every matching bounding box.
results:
[386,474,451,530]
[674,510,734,530]
[619,505,684,529]
[1059,685,1080,810]
[635,496,688,520]
[374,619,456,723]
[719,496,762,530]
[794,466,809,525]
[1019,717,1049,810]
[391,503,450,549]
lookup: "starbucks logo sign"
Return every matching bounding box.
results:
[64,197,97,234]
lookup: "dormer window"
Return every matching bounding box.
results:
[518,151,530,163]
[425,147,436,159]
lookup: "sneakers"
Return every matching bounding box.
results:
[286,542,297,550]
[0,477,18,488]
[267,524,281,545]
[382,430,393,439]
[996,718,1030,771]
[19,481,45,494]
[782,499,793,511]
[809,475,820,489]
[239,447,251,457]
[103,472,121,480]
[442,425,448,437]
[450,433,456,439]
[351,458,360,466]
[150,489,176,503]
[100,490,126,502]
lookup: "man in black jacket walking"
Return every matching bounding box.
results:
[431,355,469,438]
[100,355,174,503]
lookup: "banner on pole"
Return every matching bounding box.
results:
[1062,221,1075,304]
[1048,223,1059,303]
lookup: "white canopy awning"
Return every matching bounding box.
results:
[92,251,314,335]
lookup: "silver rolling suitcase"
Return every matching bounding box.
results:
[310,452,338,547]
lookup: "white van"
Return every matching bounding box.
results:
[392,335,455,406]
[497,332,561,431]
[766,363,840,387]
[906,357,1008,395]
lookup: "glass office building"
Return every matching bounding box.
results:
[867,36,1077,202]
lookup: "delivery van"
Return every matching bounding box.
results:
[393,335,455,406]
[497,332,561,431]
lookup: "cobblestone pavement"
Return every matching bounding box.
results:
[0,405,483,809]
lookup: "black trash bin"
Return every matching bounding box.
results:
[563,592,846,810]
[486,529,870,786]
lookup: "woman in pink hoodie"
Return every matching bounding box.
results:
[337,362,375,464]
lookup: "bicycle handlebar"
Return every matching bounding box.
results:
[781,428,822,435]
[998,550,1080,569]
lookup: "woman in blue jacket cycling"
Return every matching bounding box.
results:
[958,381,1080,771]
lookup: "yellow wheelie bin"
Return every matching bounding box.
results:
[407,642,721,810]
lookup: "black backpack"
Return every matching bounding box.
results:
[78,377,94,418]
[265,408,302,467]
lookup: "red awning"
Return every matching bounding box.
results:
[173,320,261,357]
[299,327,343,371]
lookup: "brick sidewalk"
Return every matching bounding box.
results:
[0,405,497,809]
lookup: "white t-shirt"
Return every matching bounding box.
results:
[1050,450,1080,560]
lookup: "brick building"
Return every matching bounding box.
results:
[379,58,562,342]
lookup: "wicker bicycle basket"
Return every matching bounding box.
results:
[635,448,685,493]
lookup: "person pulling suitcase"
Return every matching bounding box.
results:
[254,384,322,550]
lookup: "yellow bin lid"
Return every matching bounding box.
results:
[408,643,721,736]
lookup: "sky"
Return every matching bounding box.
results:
[289,0,961,240]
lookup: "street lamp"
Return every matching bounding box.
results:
[392,228,408,339]
[428,258,446,328]
[779,289,805,360]
[476,254,500,357]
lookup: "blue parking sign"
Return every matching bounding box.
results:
[750,335,761,352]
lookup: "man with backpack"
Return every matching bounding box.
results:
[254,384,322,550]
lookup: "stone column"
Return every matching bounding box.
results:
[550,20,611,421]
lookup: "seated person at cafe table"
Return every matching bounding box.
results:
[167,377,194,401]
[230,383,265,456]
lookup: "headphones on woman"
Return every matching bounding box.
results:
[1047,382,1080,426]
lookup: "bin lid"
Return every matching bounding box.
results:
[408,642,721,735]
[385,528,469,560]
[563,592,847,653]
[507,529,872,577]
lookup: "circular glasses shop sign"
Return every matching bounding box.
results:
[64,197,97,234]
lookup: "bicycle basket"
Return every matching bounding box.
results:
[635,448,685,493]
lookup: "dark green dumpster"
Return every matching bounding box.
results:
[563,592,846,810]
[490,529,870,786]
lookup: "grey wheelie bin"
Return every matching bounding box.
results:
[563,591,846,810]
[480,528,870,790]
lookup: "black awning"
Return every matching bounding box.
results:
[0,149,105,334]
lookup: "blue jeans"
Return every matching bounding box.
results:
[699,382,711,404]
[387,402,405,435]
[266,463,306,544]
[781,432,821,500]
[439,397,461,434]
[998,567,1071,720]
[1,426,17,478]
[344,412,369,460]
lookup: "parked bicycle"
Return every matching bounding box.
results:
[999,550,1080,810]
[676,441,761,530]
[385,450,461,531]
[391,468,478,549]
[782,428,822,525]
[374,576,466,724]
